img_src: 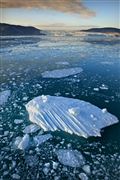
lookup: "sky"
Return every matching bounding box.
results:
[0,0,120,30]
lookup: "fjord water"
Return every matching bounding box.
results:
[0,34,120,179]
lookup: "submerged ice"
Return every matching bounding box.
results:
[26,95,119,138]
[41,67,83,78]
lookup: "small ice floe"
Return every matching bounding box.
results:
[82,165,91,175]
[56,61,69,65]
[23,124,40,134]
[33,134,52,146]
[11,174,20,180]
[52,161,59,169]
[79,173,88,180]
[0,90,11,105]
[56,149,85,167]
[93,88,99,91]
[101,61,113,65]
[22,96,29,101]
[26,95,119,138]
[41,67,83,78]
[100,84,108,90]
[17,134,30,150]
[14,119,23,124]
[14,137,22,148]
[25,155,39,167]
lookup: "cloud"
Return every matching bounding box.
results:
[1,0,95,17]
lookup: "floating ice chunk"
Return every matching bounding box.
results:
[79,173,88,180]
[100,84,108,90]
[93,88,99,91]
[23,124,40,134]
[101,61,113,65]
[56,149,85,167]
[26,96,119,138]
[14,137,22,147]
[11,174,20,180]
[0,90,11,105]
[18,134,30,150]
[43,167,50,175]
[52,161,59,169]
[41,67,83,78]
[82,165,91,175]
[56,61,69,65]
[33,134,52,146]
[14,119,23,124]
[25,155,39,167]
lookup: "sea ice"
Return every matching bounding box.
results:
[14,137,22,147]
[100,84,108,90]
[79,173,88,180]
[33,134,52,146]
[0,90,11,105]
[25,155,39,167]
[18,134,30,150]
[41,67,83,78]
[56,61,69,65]
[56,149,85,167]
[26,95,119,138]
[23,124,40,134]
[14,119,23,124]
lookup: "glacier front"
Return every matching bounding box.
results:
[25,95,119,138]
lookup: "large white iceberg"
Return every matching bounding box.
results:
[41,67,83,78]
[25,95,119,138]
[0,90,11,105]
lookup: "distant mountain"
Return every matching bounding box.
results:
[0,23,45,36]
[81,27,120,34]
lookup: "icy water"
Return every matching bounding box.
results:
[0,34,120,180]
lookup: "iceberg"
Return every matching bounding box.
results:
[25,95,119,138]
[56,149,85,167]
[41,67,83,78]
[0,90,11,105]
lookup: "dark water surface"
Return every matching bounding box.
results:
[0,35,120,180]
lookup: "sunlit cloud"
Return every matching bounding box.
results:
[1,0,96,17]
